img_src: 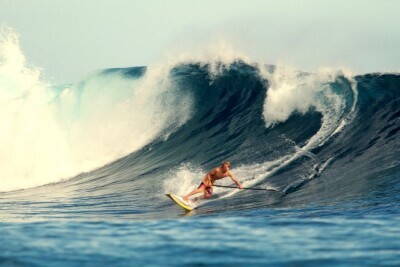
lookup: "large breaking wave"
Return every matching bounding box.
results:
[1,28,399,217]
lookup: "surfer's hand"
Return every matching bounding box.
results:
[238,184,243,189]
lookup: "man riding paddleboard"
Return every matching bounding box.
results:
[183,161,243,201]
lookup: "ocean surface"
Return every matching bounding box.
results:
[1,31,400,266]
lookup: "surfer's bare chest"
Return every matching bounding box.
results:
[209,169,229,181]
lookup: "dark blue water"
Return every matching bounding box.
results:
[1,61,400,266]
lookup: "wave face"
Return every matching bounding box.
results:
[2,58,399,218]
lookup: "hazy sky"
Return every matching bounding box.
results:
[1,0,399,83]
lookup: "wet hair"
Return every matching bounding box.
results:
[222,161,231,167]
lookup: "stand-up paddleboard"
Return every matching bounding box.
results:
[166,193,195,211]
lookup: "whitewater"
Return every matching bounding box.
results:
[1,28,400,266]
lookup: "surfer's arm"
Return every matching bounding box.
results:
[228,172,243,189]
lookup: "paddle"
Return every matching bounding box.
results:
[213,184,279,192]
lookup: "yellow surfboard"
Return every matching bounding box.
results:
[166,193,195,211]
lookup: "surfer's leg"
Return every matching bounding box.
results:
[183,184,206,201]
[203,186,213,199]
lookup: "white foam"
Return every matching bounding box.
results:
[163,164,204,196]
[0,28,193,192]
[161,40,251,78]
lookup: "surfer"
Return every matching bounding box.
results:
[183,161,243,201]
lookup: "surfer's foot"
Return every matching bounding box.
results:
[183,196,189,202]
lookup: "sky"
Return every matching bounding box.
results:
[1,0,399,83]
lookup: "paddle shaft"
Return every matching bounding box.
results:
[213,184,275,191]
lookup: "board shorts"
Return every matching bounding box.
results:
[197,182,213,198]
